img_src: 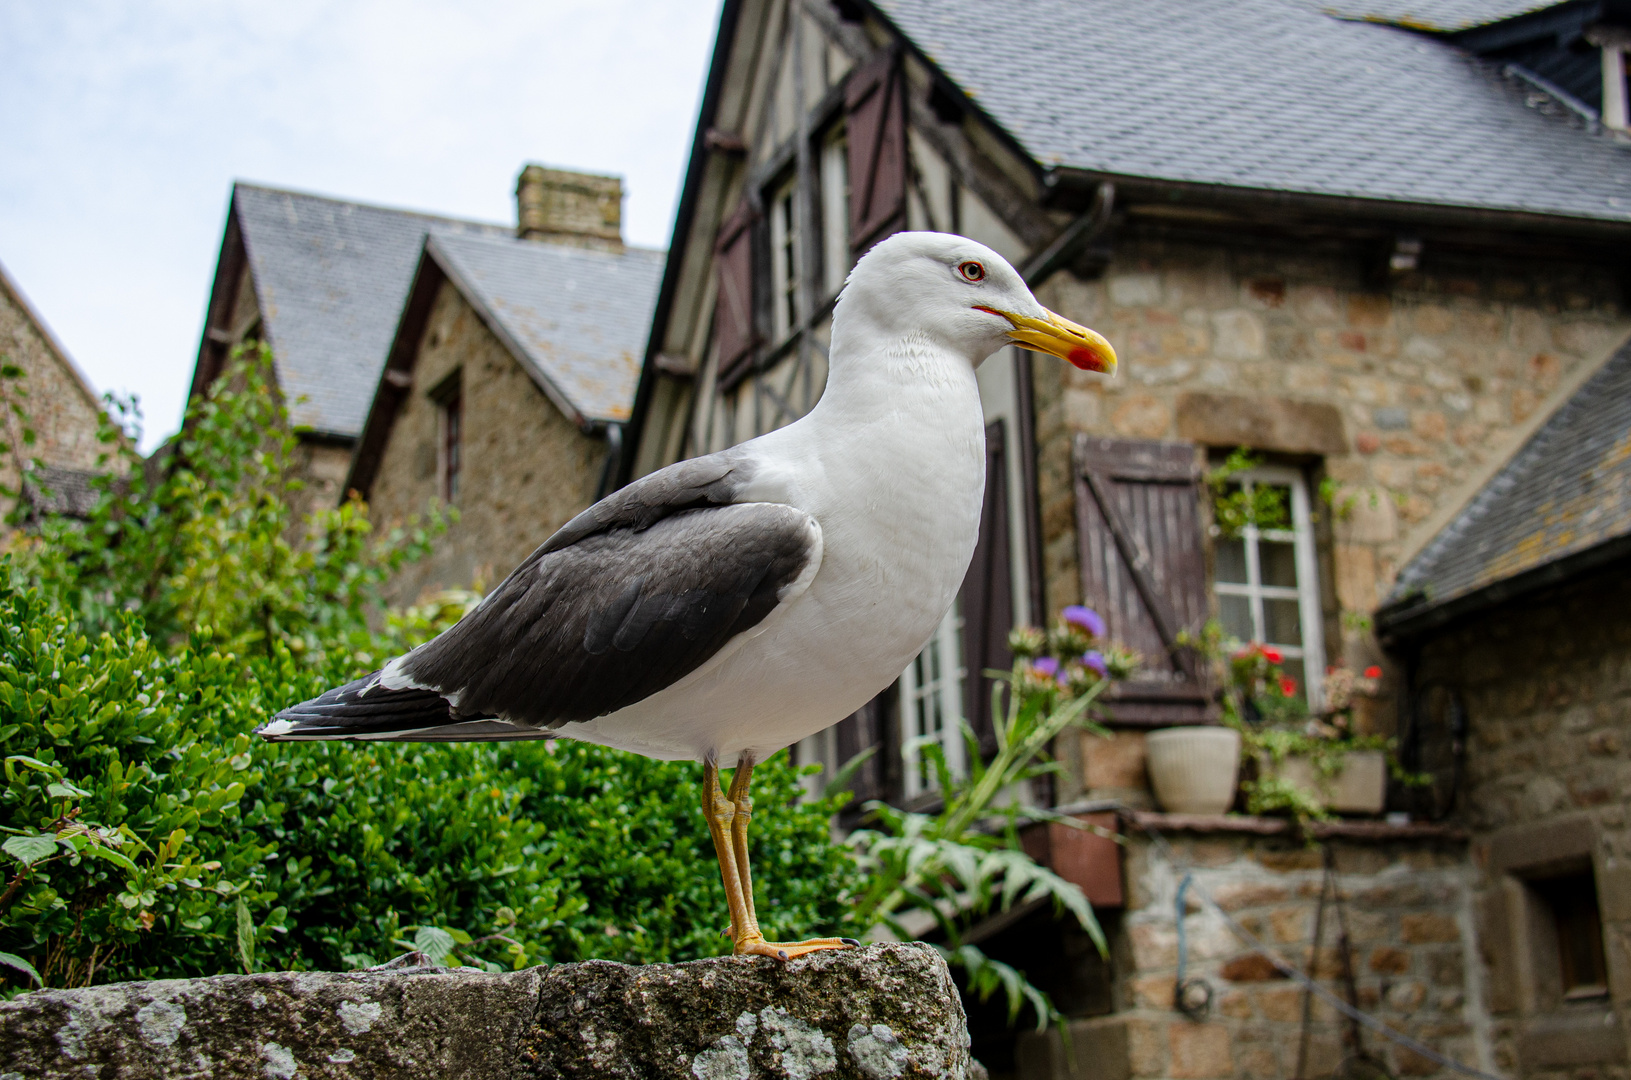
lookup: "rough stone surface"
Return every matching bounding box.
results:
[0,944,970,1080]
[0,964,545,1079]
[517,943,971,1079]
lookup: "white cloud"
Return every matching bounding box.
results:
[0,0,717,449]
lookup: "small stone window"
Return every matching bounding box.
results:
[429,369,462,503]
[1530,869,1609,1002]
[899,606,967,800]
[1212,463,1328,707]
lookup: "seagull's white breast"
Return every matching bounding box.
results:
[556,333,989,762]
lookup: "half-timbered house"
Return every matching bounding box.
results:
[625,0,1631,1075]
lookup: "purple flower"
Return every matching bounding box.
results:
[1062,605,1106,638]
[1082,650,1108,677]
[1031,656,1060,678]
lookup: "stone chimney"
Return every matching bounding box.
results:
[515,164,624,250]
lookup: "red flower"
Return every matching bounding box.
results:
[1280,676,1298,696]
[1262,646,1284,664]
[1364,665,1382,679]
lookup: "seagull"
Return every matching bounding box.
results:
[258,231,1116,961]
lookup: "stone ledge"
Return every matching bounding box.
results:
[1123,810,1468,842]
[0,942,972,1080]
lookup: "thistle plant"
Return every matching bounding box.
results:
[846,606,1136,1028]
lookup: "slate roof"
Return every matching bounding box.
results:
[429,232,666,424]
[875,0,1631,223]
[233,184,510,438]
[1382,338,1631,622]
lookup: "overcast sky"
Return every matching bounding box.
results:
[0,1,719,450]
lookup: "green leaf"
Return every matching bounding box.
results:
[46,781,91,799]
[3,834,57,866]
[0,950,41,987]
[80,843,138,873]
[236,896,255,974]
[413,926,455,965]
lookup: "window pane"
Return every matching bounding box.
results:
[1216,538,1248,584]
[1264,598,1302,644]
[1260,540,1298,588]
[1220,594,1253,641]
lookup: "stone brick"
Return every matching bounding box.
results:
[1348,294,1393,328]
[1130,922,1179,970]
[1256,848,1323,872]
[1386,979,1427,1014]
[1210,882,1290,912]
[1269,906,1311,944]
[1175,392,1346,455]
[1220,954,1286,982]
[1132,974,1176,1009]
[1235,1046,1279,1076]
[1369,947,1411,975]
[1110,393,1173,439]
[1168,1023,1233,1079]
[1400,913,1459,944]
[1219,990,1253,1019]
[1258,986,1303,1022]
[1127,1017,1165,1076]
[1084,730,1148,791]
[1212,310,1266,359]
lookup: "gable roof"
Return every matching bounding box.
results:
[345,231,664,499]
[229,183,511,439]
[431,233,665,426]
[1378,335,1631,636]
[873,0,1631,224]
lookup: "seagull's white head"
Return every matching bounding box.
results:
[835,231,1116,375]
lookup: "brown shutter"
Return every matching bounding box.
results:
[1073,436,1212,726]
[960,420,1014,758]
[714,197,759,375]
[845,48,907,257]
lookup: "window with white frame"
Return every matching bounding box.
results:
[769,183,800,339]
[900,607,966,799]
[1213,464,1326,708]
[819,132,851,299]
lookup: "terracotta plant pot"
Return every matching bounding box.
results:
[1263,749,1387,815]
[1145,726,1242,815]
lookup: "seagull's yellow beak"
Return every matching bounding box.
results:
[976,305,1117,374]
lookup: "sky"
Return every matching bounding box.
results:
[0,1,720,450]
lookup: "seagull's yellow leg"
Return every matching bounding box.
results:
[721,752,857,961]
[701,756,756,953]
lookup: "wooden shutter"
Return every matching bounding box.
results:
[714,198,759,375]
[960,420,1014,758]
[1073,436,1212,726]
[845,48,907,257]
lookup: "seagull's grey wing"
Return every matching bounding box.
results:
[401,499,820,726]
[261,448,818,742]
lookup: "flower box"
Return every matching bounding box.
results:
[1261,748,1386,815]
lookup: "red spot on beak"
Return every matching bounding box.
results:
[1068,346,1106,371]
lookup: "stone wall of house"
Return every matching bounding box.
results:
[1416,563,1631,1077]
[1032,233,1629,687]
[366,279,604,604]
[0,269,107,489]
[1018,829,1481,1080]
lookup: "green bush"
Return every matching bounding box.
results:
[0,348,854,991]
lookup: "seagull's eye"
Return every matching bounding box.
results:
[958,260,986,283]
